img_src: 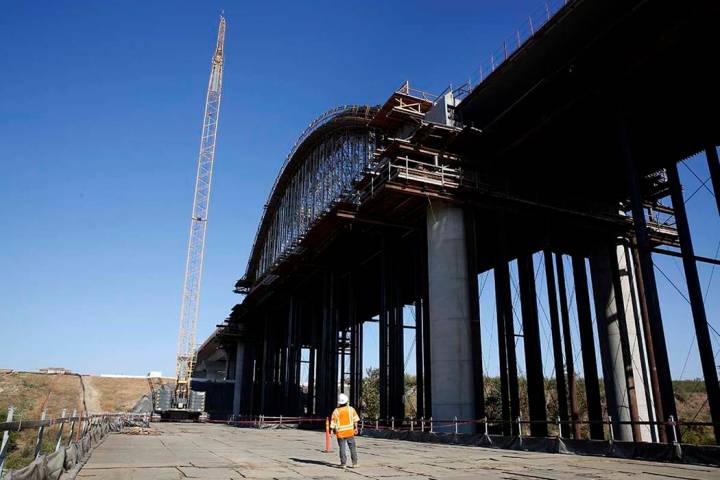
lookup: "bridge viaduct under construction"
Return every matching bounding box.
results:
[198,0,720,445]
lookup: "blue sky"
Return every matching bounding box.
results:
[1,1,717,382]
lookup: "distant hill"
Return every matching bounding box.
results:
[0,371,172,471]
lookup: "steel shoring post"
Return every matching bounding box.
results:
[495,265,511,436]
[497,260,520,435]
[259,314,269,415]
[307,346,316,416]
[339,329,346,397]
[607,242,642,441]
[355,309,364,411]
[318,276,330,417]
[667,163,720,443]
[293,302,303,416]
[349,273,358,408]
[388,244,405,422]
[420,224,432,420]
[328,271,338,415]
[414,240,425,419]
[572,255,604,439]
[393,280,405,421]
[621,126,677,442]
[706,146,720,215]
[281,303,291,415]
[556,255,581,439]
[518,254,548,437]
[466,210,485,423]
[625,242,659,442]
[379,240,389,422]
[543,250,570,433]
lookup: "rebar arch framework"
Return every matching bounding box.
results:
[244,106,378,283]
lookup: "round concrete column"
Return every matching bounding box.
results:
[426,200,475,429]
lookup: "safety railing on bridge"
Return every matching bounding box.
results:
[0,407,149,479]
[454,0,574,99]
[356,156,465,203]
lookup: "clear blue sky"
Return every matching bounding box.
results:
[1,1,718,381]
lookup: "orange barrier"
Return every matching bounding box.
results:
[324,417,332,453]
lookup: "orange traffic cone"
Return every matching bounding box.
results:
[324,417,332,453]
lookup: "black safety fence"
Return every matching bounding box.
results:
[0,409,149,480]
[224,414,720,466]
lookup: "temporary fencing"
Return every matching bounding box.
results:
[224,414,720,466]
[0,410,149,480]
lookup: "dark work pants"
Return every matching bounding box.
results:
[337,436,358,465]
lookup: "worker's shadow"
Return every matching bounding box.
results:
[290,457,340,468]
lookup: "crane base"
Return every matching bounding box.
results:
[159,409,202,422]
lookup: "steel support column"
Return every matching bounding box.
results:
[496,260,520,435]
[379,243,390,421]
[414,240,426,419]
[544,250,569,430]
[389,254,405,421]
[572,255,604,439]
[494,264,511,435]
[420,226,432,419]
[608,242,643,441]
[667,162,720,443]
[232,341,245,416]
[465,211,486,420]
[556,254,580,438]
[259,315,269,414]
[621,126,677,441]
[517,254,548,437]
[706,146,720,215]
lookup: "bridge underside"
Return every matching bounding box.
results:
[206,0,720,446]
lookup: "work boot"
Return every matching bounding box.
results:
[351,463,358,468]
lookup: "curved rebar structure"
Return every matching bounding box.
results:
[244,105,379,284]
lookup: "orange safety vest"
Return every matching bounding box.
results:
[330,405,359,438]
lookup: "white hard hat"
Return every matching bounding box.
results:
[338,393,349,405]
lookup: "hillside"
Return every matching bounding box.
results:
[0,371,171,471]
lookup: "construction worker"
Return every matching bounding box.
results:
[330,393,360,469]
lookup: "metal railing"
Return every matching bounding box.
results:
[455,0,574,98]
[222,411,716,446]
[357,156,464,203]
[0,407,148,477]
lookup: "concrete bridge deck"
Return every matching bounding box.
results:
[77,423,718,479]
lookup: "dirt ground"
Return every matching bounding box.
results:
[0,371,168,471]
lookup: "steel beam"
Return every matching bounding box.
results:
[607,242,642,441]
[571,255,604,439]
[621,127,677,441]
[497,260,521,435]
[707,146,720,215]
[414,239,426,419]
[543,250,569,430]
[494,264,511,435]
[466,211,486,420]
[667,162,720,443]
[518,254,548,437]
[555,254,580,438]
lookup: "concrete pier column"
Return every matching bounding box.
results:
[590,247,634,441]
[232,342,246,416]
[617,241,656,442]
[426,200,475,428]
